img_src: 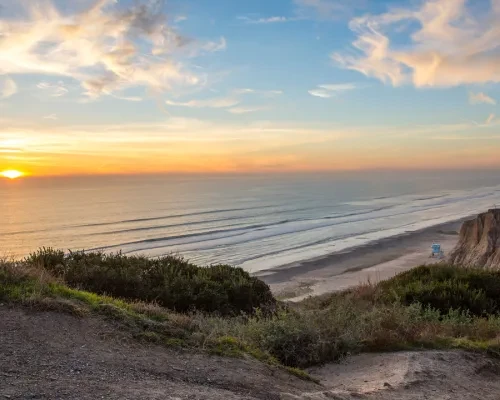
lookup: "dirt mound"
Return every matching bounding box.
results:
[448,209,500,268]
[291,351,500,399]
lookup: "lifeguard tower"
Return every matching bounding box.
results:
[431,243,444,259]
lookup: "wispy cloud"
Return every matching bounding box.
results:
[238,16,292,24]
[0,76,17,99]
[37,81,69,97]
[308,83,358,98]
[166,88,281,111]
[333,0,500,87]
[228,106,267,114]
[200,37,227,53]
[293,0,364,20]
[174,15,187,23]
[308,89,332,98]
[43,114,58,120]
[469,92,496,105]
[486,114,496,125]
[0,0,224,99]
[109,93,143,102]
[239,1,362,24]
[166,97,240,108]
[234,88,283,97]
[5,116,500,174]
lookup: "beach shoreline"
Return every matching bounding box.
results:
[257,218,467,302]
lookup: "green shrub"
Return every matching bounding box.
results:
[25,247,65,271]
[26,248,275,316]
[241,299,366,368]
[377,265,500,317]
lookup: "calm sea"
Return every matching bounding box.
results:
[2,171,500,273]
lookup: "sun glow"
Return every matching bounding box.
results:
[1,170,24,179]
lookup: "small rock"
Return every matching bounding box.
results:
[383,382,392,388]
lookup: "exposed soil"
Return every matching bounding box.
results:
[300,351,500,399]
[2,306,500,400]
[0,306,316,399]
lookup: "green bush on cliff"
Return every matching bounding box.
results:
[25,248,275,316]
[377,265,500,317]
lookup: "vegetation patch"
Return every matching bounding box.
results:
[26,248,275,316]
[376,265,500,317]
[3,253,500,378]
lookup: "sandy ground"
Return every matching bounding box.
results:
[257,220,463,302]
[296,351,500,399]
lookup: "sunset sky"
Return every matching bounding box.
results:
[1,0,500,176]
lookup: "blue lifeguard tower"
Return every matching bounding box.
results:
[431,243,444,258]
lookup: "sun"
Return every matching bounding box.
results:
[1,170,24,179]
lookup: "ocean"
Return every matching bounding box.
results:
[2,170,500,273]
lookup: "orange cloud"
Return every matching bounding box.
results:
[2,117,500,176]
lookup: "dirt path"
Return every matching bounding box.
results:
[2,306,500,400]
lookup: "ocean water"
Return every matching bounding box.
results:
[2,171,500,273]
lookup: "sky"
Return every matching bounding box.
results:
[0,0,499,176]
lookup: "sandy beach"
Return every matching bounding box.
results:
[257,219,466,302]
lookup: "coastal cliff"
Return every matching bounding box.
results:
[448,209,500,268]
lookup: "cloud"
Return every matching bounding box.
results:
[308,89,333,98]
[174,15,187,23]
[0,76,17,99]
[166,97,240,108]
[238,16,291,24]
[308,83,358,98]
[469,92,496,105]
[199,37,227,53]
[333,0,500,87]
[293,0,364,19]
[240,1,363,23]
[43,114,58,120]
[167,88,281,111]
[108,93,143,102]
[235,88,283,97]
[228,107,267,114]
[7,115,500,175]
[0,0,223,99]
[37,81,69,97]
[486,113,496,124]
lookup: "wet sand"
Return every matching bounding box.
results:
[256,219,465,302]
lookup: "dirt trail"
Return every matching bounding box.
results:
[2,306,500,399]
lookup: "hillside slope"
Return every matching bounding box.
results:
[0,306,316,400]
[3,306,500,400]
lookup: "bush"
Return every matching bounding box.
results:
[240,298,368,368]
[377,265,500,317]
[26,248,275,316]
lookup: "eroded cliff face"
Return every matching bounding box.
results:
[448,209,500,268]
